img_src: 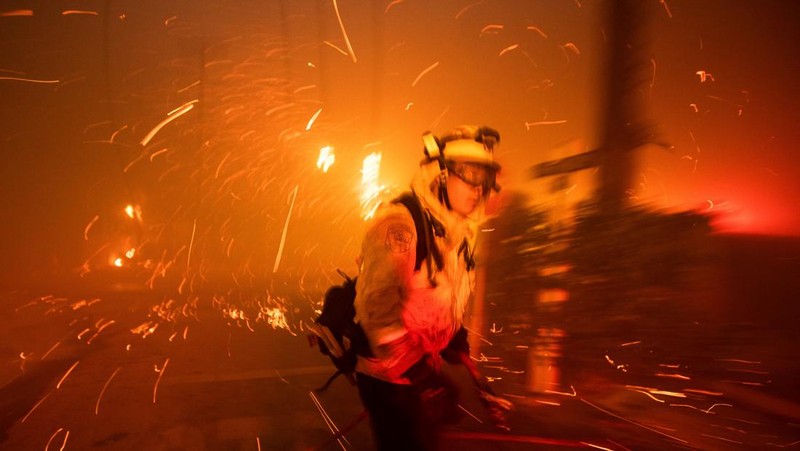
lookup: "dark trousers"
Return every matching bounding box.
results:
[356,372,438,451]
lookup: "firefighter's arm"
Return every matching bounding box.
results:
[354,206,424,378]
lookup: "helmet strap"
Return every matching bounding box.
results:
[437,162,452,210]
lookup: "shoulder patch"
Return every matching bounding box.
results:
[385,223,413,254]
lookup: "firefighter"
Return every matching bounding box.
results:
[353,125,511,450]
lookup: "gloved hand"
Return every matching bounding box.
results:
[475,381,514,431]
[403,355,462,425]
[440,326,470,365]
[374,333,425,381]
[403,355,442,400]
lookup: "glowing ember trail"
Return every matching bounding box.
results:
[525,120,568,130]
[153,358,170,403]
[305,108,323,130]
[187,219,197,268]
[0,76,59,83]
[273,185,299,273]
[83,215,99,240]
[331,0,357,63]
[21,392,51,423]
[44,428,69,451]
[411,61,439,87]
[309,391,348,449]
[62,10,98,16]
[56,360,80,389]
[0,9,34,16]
[140,100,196,146]
[360,152,384,220]
[498,44,519,57]
[95,366,122,415]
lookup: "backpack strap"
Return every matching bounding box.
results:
[393,192,443,280]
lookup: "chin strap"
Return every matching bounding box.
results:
[424,131,453,211]
[438,173,452,210]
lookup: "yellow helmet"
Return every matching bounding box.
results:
[422,125,501,191]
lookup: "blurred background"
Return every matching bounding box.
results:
[1,1,799,449]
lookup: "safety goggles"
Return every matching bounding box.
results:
[446,161,497,191]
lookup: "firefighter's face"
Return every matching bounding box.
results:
[446,164,487,216]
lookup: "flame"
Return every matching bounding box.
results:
[124,204,143,221]
[360,152,384,220]
[125,248,136,259]
[316,146,335,172]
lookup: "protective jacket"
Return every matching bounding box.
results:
[354,160,488,384]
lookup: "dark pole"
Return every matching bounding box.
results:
[597,0,656,215]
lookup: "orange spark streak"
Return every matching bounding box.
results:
[620,340,641,347]
[58,430,69,451]
[659,0,673,18]
[305,108,323,130]
[498,44,519,57]
[0,76,58,83]
[84,215,100,240]
[630,389,666,403]
[41,340,63,360]
[187,219,197,268]
[454,2,481,20]
[21,392,51,422]
[256,437,262,451]
[411,61,439,87]
[525,120,567,130]
[149,148,169,161]
[561,42,581,55]
[95,367,122,415]
[458,404,483,423]
[309,391,347,449]
[683,388,723,396]
[696,70,714,82]
[140,101,196,146]
[649,58,656,95]
[273,185,299,273]
[526,26,548,39]
[545,385,577,397]
[480,24,504,36]
[177,80,199,93]
[699,434,742,445]
[153,358,170,403]
[1,9,33,16]
[322,41,348,56]
[716,358,761,364]
[57,361,80,389]
[44,428,72,451]
[62,10,98,15]
[384,0,404,13]
[580,398,689,444]
[86,320,115,344]
[331,0,357,63]
[655,372,691,380]
[214,152,231,179]
[581,443,614,451]
[45,428,65,451]
[293,84,317,94]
